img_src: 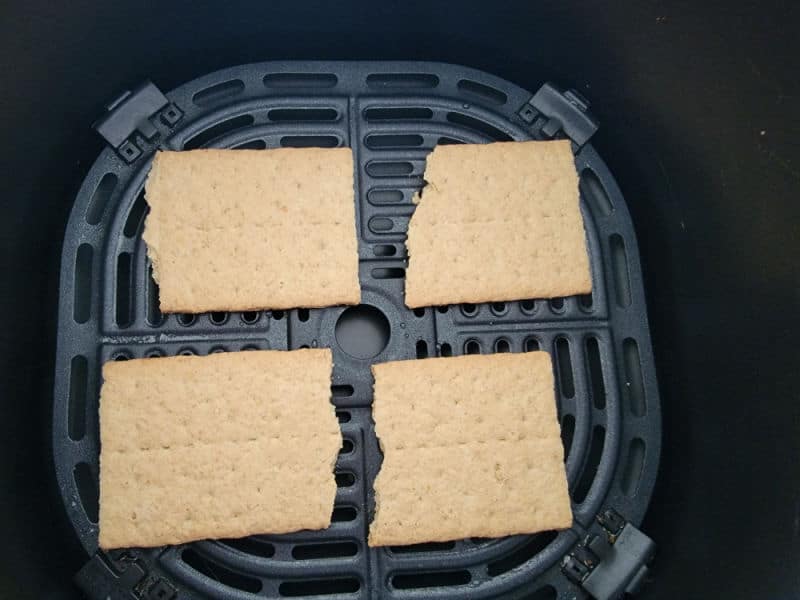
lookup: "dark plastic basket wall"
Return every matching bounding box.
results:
[0,3,797,600]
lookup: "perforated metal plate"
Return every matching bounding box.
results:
[53,61,661,600]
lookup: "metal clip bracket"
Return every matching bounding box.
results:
[561,509,656,600]
[75,550,178,600]
[519,82,598,148]
[93,81,183,163]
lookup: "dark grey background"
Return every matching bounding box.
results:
[0,1,798,599]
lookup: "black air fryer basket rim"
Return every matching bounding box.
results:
[52,60,661,600]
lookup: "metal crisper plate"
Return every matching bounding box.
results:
[53,61,661,600]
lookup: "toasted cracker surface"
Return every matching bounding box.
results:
[404,140,591,307]
[369,352,572,546]
[98,349,340,549]
[143,148,360,313]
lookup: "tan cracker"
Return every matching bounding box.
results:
[404,140,591,308]
[369,352,572,546]
[98,349,341,549]
[143,148,360,313]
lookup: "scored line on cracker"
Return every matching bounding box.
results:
[143,147,360,313]
[98,349,341,549]
[404,139,592,308]
[369,352,572,547]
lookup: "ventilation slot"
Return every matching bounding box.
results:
[177,313,196,326]
[610,234,631,307]
[520,299,536,313]
[272,310,285,320]
[555,338,575,398]
[263,73,338,88]
[86,173,117,225]
[192,79,245,105]
[210,312,227,325]
[332,384,354,398]
[68,356,88,441]
[366,73,439,88]
[487,531,558,576]
[413,307,425,318]
[365,107,433,120]
[391,541,455,554]
[525,338,540,352]
[621,437,646,497]
[470,537,494,546]
[549,297,565,312]
[182,549,262,593]
[461,303,477,316]
[366,161,414,177]
[416,340,429,359]
[579,293,593,310]
[623,338,646,416]
[183,114,255,150]
[292,542,358,560]
[465,339,481,355]
[73,244,93,324]
[373,244,397,257]
[561,414,576,459]
[392,570,471,589]
[336,411,351,423]
[369,217,394,232]
[491,302,507,315]
[241,311,260,324]
[115,252,132,328]
[446,112,513,141]
[457,79,508,105]
[365,134,424,149]
[280,135,339,148]
[221,537,276,558]
[336,472,355,487]
[339,439,354,455]
[438,137,463,145]
[573,425,606,503]
[372,267,404,279]
[123,190,147,238]
[332,506,358,522]
[439,343,453,357]
[74,462,98,523]
[234,139,267,150]
[580,169,614,216]
[268,108,338,121]
[495,339,511,353]
[586,337,606,409]
[146,264,162,326]
[297,308,310,322]
[279,579,360,597]
[369,189,405,205]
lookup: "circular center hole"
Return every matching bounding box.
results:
[334,304,390,359]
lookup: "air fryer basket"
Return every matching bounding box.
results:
[1,3,798,600]
[52,62,660,600]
